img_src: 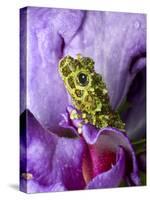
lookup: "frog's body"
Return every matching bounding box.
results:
[59,54,125,130]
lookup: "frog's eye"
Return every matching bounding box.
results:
[77,72,89,86]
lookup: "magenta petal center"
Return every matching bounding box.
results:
[89,145,116,177]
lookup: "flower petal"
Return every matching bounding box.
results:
[20,110,86,193]
[121,68,146,140]
[65,12,146,110]
[23,7,85,134]
[22,8,146,140]
[86,147,125,189]
[20,180,66,193]
[82,124,140,185]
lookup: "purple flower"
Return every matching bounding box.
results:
[20,110,86,192]
[20,7,146,139]
[60,106,140,187]
[20,7,146,193]
[20,108,140,193]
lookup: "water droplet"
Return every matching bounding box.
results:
[134,20,141,30]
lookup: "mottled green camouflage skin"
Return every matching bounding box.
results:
[59,55,125,130]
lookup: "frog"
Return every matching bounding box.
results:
[58,54,125,132]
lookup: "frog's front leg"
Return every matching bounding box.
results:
[69,109,84,134]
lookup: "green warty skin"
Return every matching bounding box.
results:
[58,54,125,130]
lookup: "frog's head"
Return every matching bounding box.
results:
[58,55,107,114]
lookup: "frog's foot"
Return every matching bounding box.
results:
[66,105,86,134]
[70,109,79,120]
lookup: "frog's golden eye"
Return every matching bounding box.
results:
[77,72,89,86]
